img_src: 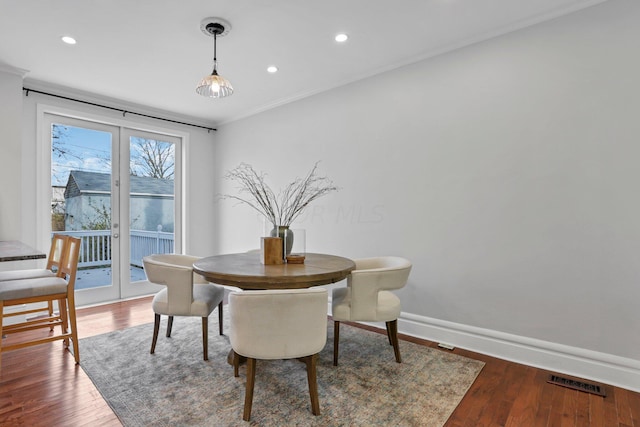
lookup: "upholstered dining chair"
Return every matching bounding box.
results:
[229,288,328,421]
[331,256,412,366]
[0,236,81,374]
[0,234,68,325]
[142,254,225,361]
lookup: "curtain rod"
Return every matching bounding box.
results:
[23,87,217,132]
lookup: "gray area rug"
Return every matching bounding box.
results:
[80,314,484,426]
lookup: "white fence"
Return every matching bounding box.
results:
[129,230,175,267]
[55,230,174,268]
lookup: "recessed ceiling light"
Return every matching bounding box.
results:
[267,65,278,73]
[335,33,348,43]
[61,36,77,45]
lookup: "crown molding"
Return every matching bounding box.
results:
[0,62,28,77]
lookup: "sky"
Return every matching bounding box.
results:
[51,124,112,187]
[51,123,175,187]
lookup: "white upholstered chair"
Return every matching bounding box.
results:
[331,256,412,366]
[0,236,81,374]
[229,288,328,421]
[142,254,225,361]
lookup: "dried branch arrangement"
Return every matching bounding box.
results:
[222,162,339,227]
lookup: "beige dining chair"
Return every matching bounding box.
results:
[331,256,412,366]
[0,236,81,374]
[142,254,225,361]
[229,288,328,421]
[0,234,68,326]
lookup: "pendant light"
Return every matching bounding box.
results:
[196,18,233,98]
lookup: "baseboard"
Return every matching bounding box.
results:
[395,312,640,393]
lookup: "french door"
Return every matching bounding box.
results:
[45,113,181,306]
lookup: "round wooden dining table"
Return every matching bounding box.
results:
[192,252,356,290]
[193,252,355,365]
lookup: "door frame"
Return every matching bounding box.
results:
[36,103,186,305]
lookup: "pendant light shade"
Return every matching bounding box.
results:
[196,70,234,98]
[197,18,233,98]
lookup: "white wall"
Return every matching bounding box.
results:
[0,65,25,241]
[213,0,640,390]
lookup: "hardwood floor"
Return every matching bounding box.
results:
[1,297,638,426]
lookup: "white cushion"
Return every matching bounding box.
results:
[0,277,68,301]
[332,288,401,322]
[152,282,224,317]
[0,269,56,281]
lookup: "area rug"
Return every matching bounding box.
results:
[80,315,484,427]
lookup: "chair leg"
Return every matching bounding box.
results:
[218,301,223,335]
[333,320,340,366]
[385,322,393,346]
[233,351,240,377]
[58,298,69,347]
[387,320,401,363]
[303,354,321,415]
[202,317,208,361]
[151,314,160,354]
[67,296,80,364]
[48,301,55,331]
[166,315,174,337]
[243,357,257,421]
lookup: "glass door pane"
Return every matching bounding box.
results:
[122,128,180,299]
[48,115,120,305]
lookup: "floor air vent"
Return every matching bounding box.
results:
[547,375,606,397]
